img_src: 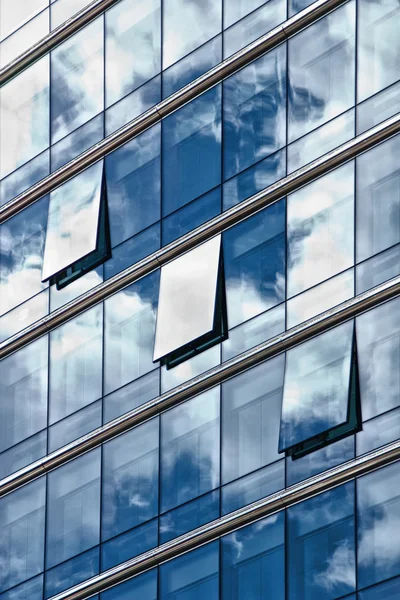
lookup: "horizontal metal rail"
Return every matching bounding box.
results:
[1,270,400,501]
[49,438,400,600]
[0,0,350,223]
[0,112,399,363]
[0,0,121,86]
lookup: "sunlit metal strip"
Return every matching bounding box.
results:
[0,0,121,86]
[1,271,400,501]
[0,113,399,362]
[50,439,400,600]
[0,0,351,222]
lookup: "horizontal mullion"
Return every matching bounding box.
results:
[49,438,400,600]
[1,270,400,500]
[0,0,349,224]
[0,112,399,362]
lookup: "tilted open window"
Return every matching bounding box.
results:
[41,161,110,289]
[153,235,227,369]
[278,320,361,460]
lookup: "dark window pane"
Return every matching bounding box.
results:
[101,519,158,571]
[288,482,356,600]
[51,114,104,172]
[0,430,47,480]
[101,569,157,600]
[0,576,43,600]
[160,491,220,544]
[104,224,160,281]
[359,576,400,600]
[161,388,220,512]
[223,45,286,180]
[103,369,160,424]
[49,400,102,452]
[102,418,159,540]
[222,512,284,600]
[162,86,221,216]
[45,547,99,599]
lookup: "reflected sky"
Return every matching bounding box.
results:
[0,0,47,41]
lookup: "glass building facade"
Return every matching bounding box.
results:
[0,0,399,598]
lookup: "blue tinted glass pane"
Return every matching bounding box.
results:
[51,18,103,143]
[357,81,400,135]
[0,576,43,600]
[279,321,354,453]
[106,124,161,247]
[222,356,284,484]
[224,200,285,328]
[356,244,400,295]
[288,482,356,600]
[286,435,354,486]
[224,0,286,58]
[162,86,221,216]
[356,297,400,420]
[45,547,99,599]
[0,291,48,344]
[49,400,102,452]
[160,542,219,600]
[224,0,267,28]
[160,490,220,544]
[356,134,400,263]
[358,462,400,589]
[104,224,160,280]
[105,0,160,107]
[0,337,48,453]
[357,409,400,456]
[223,148,286,210]
[51,114,104,172]
[223,45,286,180]
[0,478,45,592]
[222,512,284,600]
[0,150,49,207]
[101,519,158,571]
[359,576,400,600]
[161,388,220,512]
[101,569,157,600]
[0,430,47,480]
[163,0,221,68]
[46,449,101,568]
[102,418,159,540]
[103,369,160,424]
[289,0,313,16]
[162,187,221,246]
[221,459,284,515]
[288,2,355,142]
[0,196,48,316]
[49,305,103,424]
[358,0,400,102]
[104,272,159,395]
[163,36,222,99]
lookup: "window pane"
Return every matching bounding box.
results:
[0,291,48,344]
[160,542,219,600]
[0,10,49,69]
[0,575,43,600]
[358,462,400,589]
[45,547,99,599]
[287,482,356,600]
[162,86,221,216]
[0,430,47,480]
[160,491,219,544]
[101,569,157,600]
[51,114,104,172]
[359,576,400,600]
[103,369,160,424]
[104,272,159,395]
[105,0,161,107]
[223,45,286,179]
[356,243,400,295]
[356,134,400,263]
[46,449,101,568]
[358,0,400,102]
[101,519,158,571]
[161,388,220,512]
[279,320,355,454]
[0,478,46,592]
[102,418,159,540]
[0,0,47,40]
[51,18,103,143]
[0,149,49,207]
[48,400,101,452]
[357,408,400,456]
[222,355,284,484]
[163,0,221,68]
[154,236,224,365]
[222,512,284,600]
[0,337,48,453]
[0,56,49,179]
[288,2,355,142]
[106,124,161,247]
[224,200,285,329]
[356,296,400,420]
[49,305,103,424]
[287,163,354,297]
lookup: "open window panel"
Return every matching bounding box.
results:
[278,320,361,460]
[41,161,111,290]
[153,235,228,370]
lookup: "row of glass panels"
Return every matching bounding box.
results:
[1,454,399,599]
[0,291,399,596]
[1,0,399,190]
